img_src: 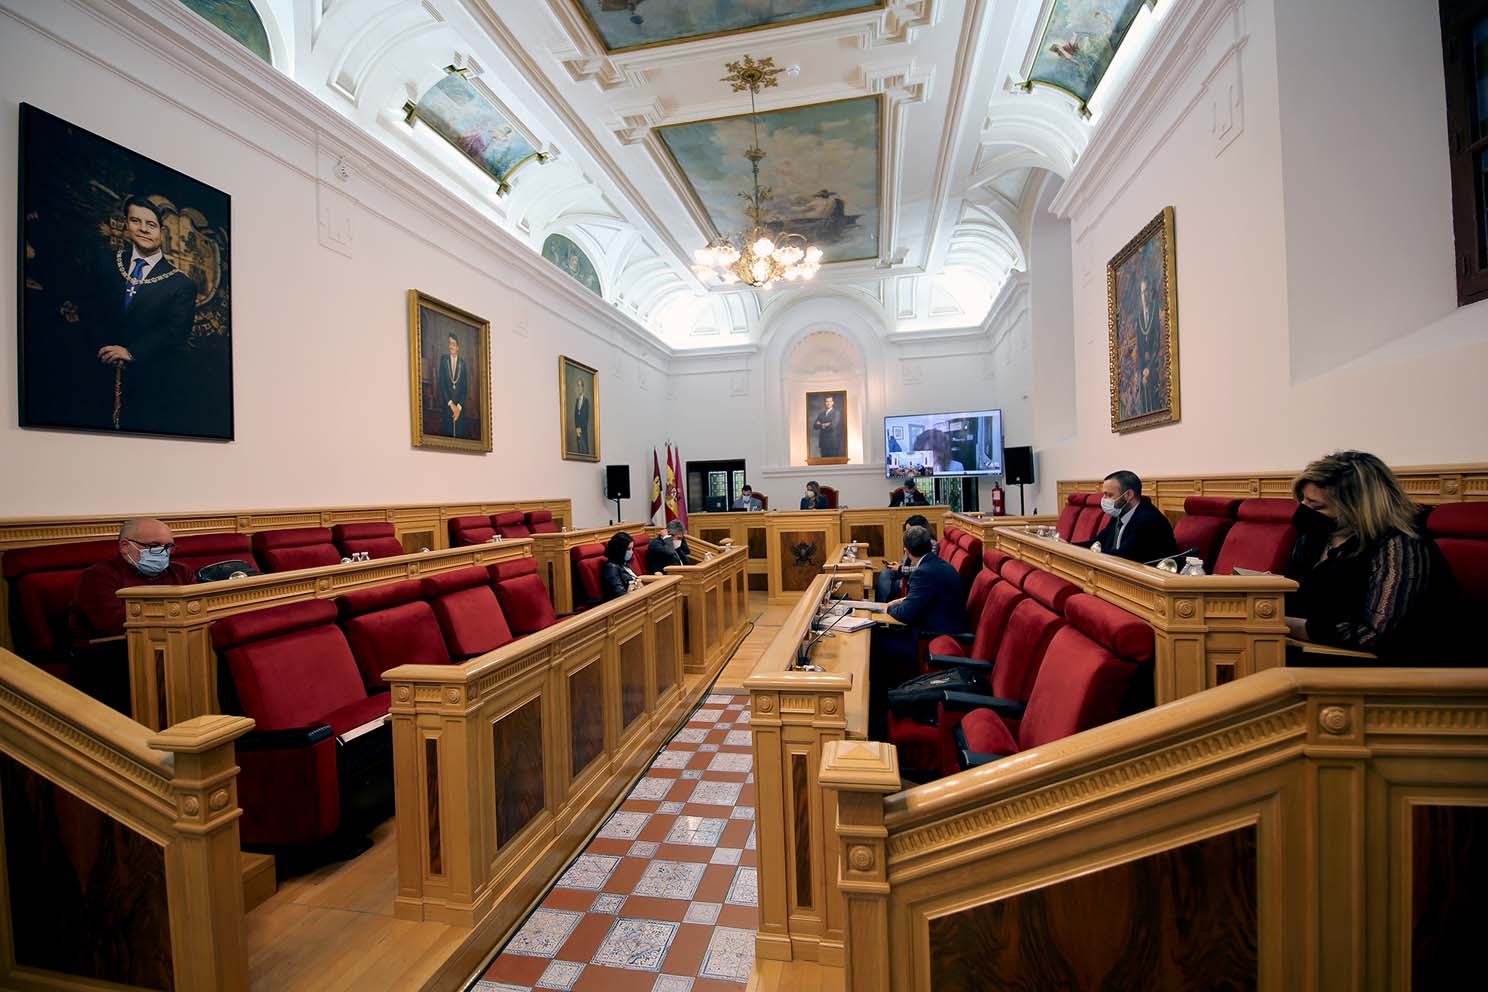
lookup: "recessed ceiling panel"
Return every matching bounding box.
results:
[572,0,885,53]
[408,73,545,193]
[1024,0,1148,111]
[657,96,881,264]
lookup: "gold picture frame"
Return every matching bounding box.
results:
[408,290,492,453]
[568,1,885,54]
[806,389,849,465]
[560,355,600,462]
[1107,206,1180,434]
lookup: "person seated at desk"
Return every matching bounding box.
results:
[599,532,638,602]
[1078,470,1177,564]
[646,520,691,573]
[884,525,968,633]
[732,485,763,511]
[800,480,827,510]
[875,514,933,601]
[71,517,194,638]
[890,476,929,507]
[1283,451,1454,660]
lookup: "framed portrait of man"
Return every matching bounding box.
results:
[806,389,848,465]
[1107,206,1180,434]
[560,356,600,462]
[17,103,234,440]
[408,290,492,452]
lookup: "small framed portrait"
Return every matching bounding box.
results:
[806,389,848,465]
[17,103,234,440]
[1108,206,1180,434]
[408,290,492,453]
[560,356,600,462]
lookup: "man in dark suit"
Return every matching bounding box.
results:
[1080,470,1178,564]
[890,476,930,507]
[437,332,469,438]
[572,377,592,455]
[646,520,691,573]
[813,394,844,458]
[74,195,197,433]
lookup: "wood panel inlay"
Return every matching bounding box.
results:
[0,751,174,990]
[780,531,827,593]
[849,524,886,558]
[928,827,1257,990]
[568,662,604,780]
[791,751,813,910]
[1412,804,1488,988]
[620,634,647,730]
[492,698,545,847]
[425,738,442,876]
[656,615,678,695]
[700,528,732,545]
[747,527,767,559]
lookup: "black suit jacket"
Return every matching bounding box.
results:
[573,395,592,453]
[813,406,844,457]
[1088,499,1178,564]
[645,535,689,573]
[890,487,929,507]
[599,560,634,601]
[887,552,968,634]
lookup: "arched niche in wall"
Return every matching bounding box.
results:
[541,232,603,298]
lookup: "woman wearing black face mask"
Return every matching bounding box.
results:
[600,532,637,602]
[1283,451,1454,660]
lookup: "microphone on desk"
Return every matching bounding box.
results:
[797,599,852,671]
[1142,547,1201,568]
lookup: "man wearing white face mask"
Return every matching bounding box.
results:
[1077,470,1177,564]
[71,517,194,638]
[646,520,692,573]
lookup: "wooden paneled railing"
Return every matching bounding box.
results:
[120,542,534,730]
[531,521,651,615]
[384,575,694,931]
[666,537,751,674]
[0,648,254,991]
[823,667,1488,991]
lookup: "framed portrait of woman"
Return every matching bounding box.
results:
[408,290,492,453]
[1107,206,1180,434]
[560,356,600,462]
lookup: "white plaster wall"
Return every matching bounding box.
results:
[1028,174,1076,512]
[0,0,667,526]
[1033,0,1488,510]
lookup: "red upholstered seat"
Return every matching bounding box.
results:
[174,533,257,574]
[1070,494,1108,545]
[1213,499,1299,575]
[570,543,607,608]
[964,562,1000,629]
[945,526,965,545]
[2,540,118,654]
[491,558,559,635]
[925,579,1025,664]
[753,494,769,509]
[1055,495,1085,542]
[421,566,514,660]
[524,510,558,534]
[449,515,496,546]
[210,599,391,846]
[1172,497,1241,574]
[492,511,531,540]
[333,523,405,560]
[819,486,840,509]
[253,528,341,573]
[337,579,450,689]
[1426,503,1488,607]
[1000,558,1036,589]
[628,532,653,576]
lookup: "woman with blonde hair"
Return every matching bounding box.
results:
[1284,451,1453,658]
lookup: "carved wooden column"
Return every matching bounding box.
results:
[147,714,255,992]
[1303,694,1369,990]
[820,740,900,992]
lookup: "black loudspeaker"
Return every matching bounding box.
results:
[1005,446,1035,485]
[604,464,632,500]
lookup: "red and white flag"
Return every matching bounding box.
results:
[675,445,689,530]
[664,445,679,524]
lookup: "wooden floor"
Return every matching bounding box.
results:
[243,592,837,992]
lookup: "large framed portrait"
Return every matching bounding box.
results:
[408,290,492,453]
[1108,206,1180,434]
[806,389,848,465]
[560,356,599,462]
[17,103,234,440]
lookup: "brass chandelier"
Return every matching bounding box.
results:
[691,55,822,290]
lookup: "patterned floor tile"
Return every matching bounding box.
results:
[598,812,651,840]
[592,893,626,914]
[633,860,708,900]
[691,709,724,723]
[507,909,584,957]
[687,781,742,807]
[721,730,753,747]
[728,807,754,821]
[631,777,675,801]
[558,855,622,891]
[706,752,752,773]
[680,769,704,781]
[629,840,660,858]
[697,743,720,753]
[724,868,757,907]
[704,695,734,705]
[592,918,680,972]
[536,960,585,990]
[698,928,755,982]
[671,728,709,744]
[653,975,695,992]
[665,816,728,847]
[651,750,692,769]
[709,848,742,866]
[683,902,721,925]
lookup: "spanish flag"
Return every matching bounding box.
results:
[664,445,679,524]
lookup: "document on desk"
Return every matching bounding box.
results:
[838,599,887,613]
[815,615,876,633]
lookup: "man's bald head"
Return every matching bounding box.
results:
[118,518,176,573]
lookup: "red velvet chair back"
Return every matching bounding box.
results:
[524,510,558,534]
[570,542,608,606]
[964,566,1000,628]
[989,592,1067,702]
[1212,499,1299,575]
[968,581,1026,663]
[1425,502,1488,612]
[753,493,769,509]
[1172,497,1241,574]
[628,532,653,576]
[253,527,341,573]
[2,540,118,654]
[1070,494,1108,545]
[174,533,257,574]
[1016,622,1135,751]
[333,523,405,560]
[819,486,840,508]
[492,511,530,540]
[490,558,559,635]
[944,526,965,545]
[420,566,514,660]
[449,515,496,546]
[1054,495,1085,542]
[337,579,451,689]
[1000,558,1036,589]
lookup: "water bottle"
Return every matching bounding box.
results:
[1180,556,1206,576]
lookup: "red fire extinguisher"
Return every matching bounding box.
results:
[990,482,1006,516]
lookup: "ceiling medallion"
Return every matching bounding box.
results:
[691,54,822,291]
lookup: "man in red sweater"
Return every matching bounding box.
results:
[71,518,194,638]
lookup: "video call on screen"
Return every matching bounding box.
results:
[884,409,1004,478]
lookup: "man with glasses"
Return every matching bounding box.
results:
[71,518,194,638]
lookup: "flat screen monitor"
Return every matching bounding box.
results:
[885,409,1004,478]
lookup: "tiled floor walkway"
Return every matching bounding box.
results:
[472,692,757,992]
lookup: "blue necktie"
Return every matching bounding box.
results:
[124,257,148,310]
